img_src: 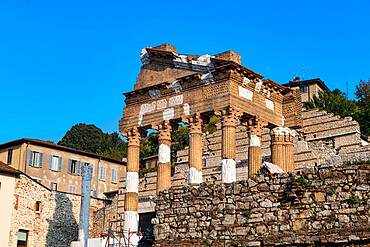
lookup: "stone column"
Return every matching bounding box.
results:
[123,127,141,233]
[153,120,172,194]
[183,113,203,184]
[78,165,93,247]
[215,107,241,183]
[271,127,296,172]
[244,116,267,177]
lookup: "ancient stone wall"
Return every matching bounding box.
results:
[8,174,104,247]
[153,164,370,246]
[91,192,120,238]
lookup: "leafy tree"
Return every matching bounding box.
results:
[171,125,189,163]
[58,124,106,153]
[304,89,357,117]
[58,124,127,160]
[202,115,220,133]
[355,79,370,111]
[353,79,370,135]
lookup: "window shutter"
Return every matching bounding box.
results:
[49,155,53,170]
[58,157,62,171]
[90,164,94,174]
[68,159,72,174]
[77,161,81,175]
[39,153,43,168]
[29,151,34,166]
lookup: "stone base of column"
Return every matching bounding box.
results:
[188,167,202,184]
[123,211,139,232]
[248,146,262,176]
[221,159,236,183]
[157,162,171,194]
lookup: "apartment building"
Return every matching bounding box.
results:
[282,78,330,102]
[0,138,126,198]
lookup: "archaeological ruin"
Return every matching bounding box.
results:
[118,44,370,246]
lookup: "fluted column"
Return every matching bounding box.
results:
[152,121,172,194]
[122,127,141,232]
[271,127,296,172]
[244,116,267,177]
[215,107,242,183]
[183,113,203,184]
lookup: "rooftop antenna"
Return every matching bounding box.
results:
[301,67,307,80]
[346,81,349,99]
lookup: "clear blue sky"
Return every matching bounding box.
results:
[1,0,369,144]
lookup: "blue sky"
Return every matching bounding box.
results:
[1,0,369,144]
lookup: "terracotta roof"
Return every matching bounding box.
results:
[0,161,21,174]
[0,138,126,165]
[282,78,330,92]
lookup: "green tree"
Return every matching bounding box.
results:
[202,115,220,133]
[58,123,106,153]
[58,124,127,160]
[353,79,370,136]
[304,89,357,117]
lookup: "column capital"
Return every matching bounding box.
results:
[214,107,242,127]
[182,112,203,134]
[242,116,268,136]
[152,120,172,141]
[270,127,296,137]
[122,127,141,146]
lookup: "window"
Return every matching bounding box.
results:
[29,151,43,167]
[68,159,81,175]
[111,169,117,183]
[49,155,62,171]
[93,190,97,198]
[300,85,308,93]
[50,182,57,191]
[100,166,106,181]
[17,229,28,247]
[35,201,41,213]
[69,186,77,194]
[7,149,13,164]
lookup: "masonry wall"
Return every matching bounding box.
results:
[8,174,105,247]
[91,192,120,238]
[153,164,370,246]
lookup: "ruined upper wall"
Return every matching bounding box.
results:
[134,44,242,91]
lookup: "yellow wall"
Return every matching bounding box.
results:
[0,173,16,247]
[0,144,24,170]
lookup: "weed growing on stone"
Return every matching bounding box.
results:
[329,190,336,196]
[311,213,317,221]
[349,196,359,205]
[203,239,211,246]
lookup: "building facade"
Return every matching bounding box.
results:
[0,139,126,199]
[282,78,330,102]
